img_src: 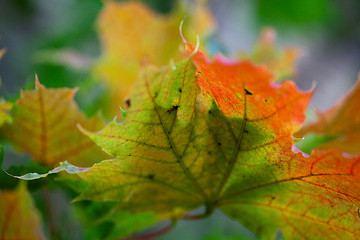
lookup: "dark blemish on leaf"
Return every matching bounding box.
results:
[217,142,222,146]
[128,154,131,157]
[244,130,249,134]
[271,196,276,200]
[178,88,182,93]
[125,99,131,107]
[167,105,179,114]
[242,175,246,178]
[147,174,155,180]
[170,146,173,149]
[245,88,253,95]
[208,151,211,155]
[264,99,268,102]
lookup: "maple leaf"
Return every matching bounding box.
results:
[9,45,360,239]
[5,77,109,167]
[94,0,215,117]
[0,182,46,240]
[240,28,301,82]
[294,76,360,154]
[76,44,360,238]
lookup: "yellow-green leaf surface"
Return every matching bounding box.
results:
[79,60,204,217]
[0,49,12,127]
[0,99,12,127]
[6,78,109,167]
[0,182,46,240]
[95,0,215,117]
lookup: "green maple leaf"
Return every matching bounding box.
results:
[76,54,360,239]
[10,53,360,239]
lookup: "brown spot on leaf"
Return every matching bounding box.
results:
[245,88,253,95]
[125,99,131,108]
[167,105,179,114]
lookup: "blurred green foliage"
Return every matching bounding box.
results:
[255,0,339,29]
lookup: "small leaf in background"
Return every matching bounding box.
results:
[0,48,5,60]
[0,182,46,240]
[5,77,110,167]
[94,0,215,117]
[294,76,360,154]
[0,99,12,127]
[240,28,301,82]
[0,49,12,127]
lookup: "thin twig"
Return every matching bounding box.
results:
[122,220,176,240]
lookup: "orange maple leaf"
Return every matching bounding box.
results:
[295,76,360,154]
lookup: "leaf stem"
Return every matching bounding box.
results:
[123,220,176,240]
[181,203,215,220]
[182,212,210,220]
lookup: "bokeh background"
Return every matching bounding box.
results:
[1,0,360,239]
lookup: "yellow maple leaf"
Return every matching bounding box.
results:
[6,77,110,167]
[94,0,215,117]
[0,182,45,240]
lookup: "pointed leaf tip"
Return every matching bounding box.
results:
[34,73,41,88]
[119,106,127,120]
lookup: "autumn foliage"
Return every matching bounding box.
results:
[1,1,360,240]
